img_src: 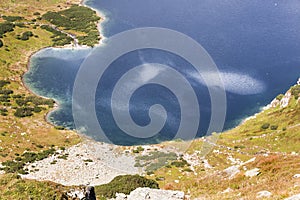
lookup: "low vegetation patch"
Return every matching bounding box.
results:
[95,174,159,198]
[291,84,300,99]
[0,174,71,199]
[40,25,73,46]
[0,22,15,37]
[0,80,55,118]
[2,16,24,22]
[1,148,56,174]
[135,151,178,173]
[42,5,101,46]
[16,31,34,41]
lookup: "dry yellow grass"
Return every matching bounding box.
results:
[0,0,83,162]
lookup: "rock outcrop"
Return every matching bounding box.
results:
[266,77,300,109]
[114,187,185,200]
[285,193,300,200]
[256,190,272,198]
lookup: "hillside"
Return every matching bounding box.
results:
[0,1,299,199]
[145,80,300,199]
[0,78,298,200]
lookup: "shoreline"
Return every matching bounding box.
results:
[17,0,144,186]
[23,1,107,137]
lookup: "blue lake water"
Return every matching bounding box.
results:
[24,0,300,145]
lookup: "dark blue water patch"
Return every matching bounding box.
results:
[24,0,300,145]
[93,49,212,145]
[24,48,91,128]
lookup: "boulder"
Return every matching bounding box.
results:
[256,191,272,198]
[245,168,260,177]
[285,193,300,200]
[113,187,185,200]
[293,174,300,178]
[223,165,240,179]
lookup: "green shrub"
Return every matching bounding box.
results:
[276,94,284,101]
[234,145,245,149]
[14,107,34,118]
[2,16,24,22]
[0,22,15,37]
[36,144,44,148]
[171,160,188,168]
[50,160,57,165]
[54,126,65,130]
[291,85,300,99]
[0,80,10,88]
[261,123,270,130]
[33,106,42,113]
[12,94,22,99]
[182,168,193,172]
[58,154,68,160]
[16,31,34,41]
[135,151,178,172]
[1,149,57,173]
[0,89,13,95]
[0,95,10,102]
[40,25,73,46]
[42,5,100,46]
[15,23,27,28]
[95,175,159,198]
[270,125,278,130]
[132,146,144,153]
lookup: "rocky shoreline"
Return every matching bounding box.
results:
[21,138,140,186]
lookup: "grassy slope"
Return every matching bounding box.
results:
[0,1,83,199]
[0,0,82,162]
[151,88,300,199]
[0,1,299,199]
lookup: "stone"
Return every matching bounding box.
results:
[115,193,127,200]
[223,165,240,179]
[285,193,300,200]
[293,174,300,178]
[245,168,260,177]
[114,187,185,200]
[256,191,272,198]
[222,188,233,193]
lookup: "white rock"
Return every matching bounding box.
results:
[222,187,233,193]
[115,193,127,200]
[256,191,272,198]
[245,168,260,177]
[285,193,300,200]
[242,157,256,165]
[125,188,185,200]
[293,174,300,178]
[223,165,240,179]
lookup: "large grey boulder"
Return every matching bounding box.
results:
[256,191,272,198]
[114,187,185,200]
[245,168,260,177]
[223,165,240,179]
[285,194,300,200]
